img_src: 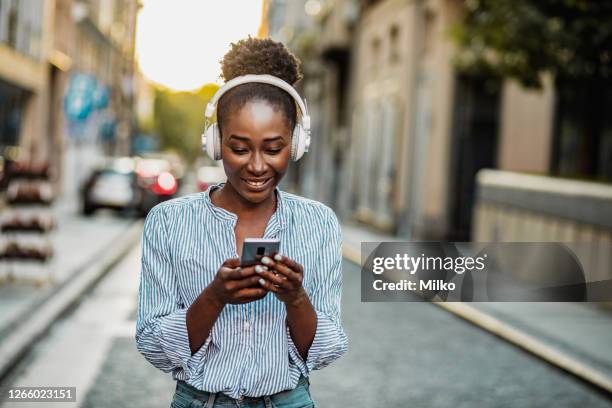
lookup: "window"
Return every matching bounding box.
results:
[370,36,381,74]
[389,25,400,63]
[0,0,44,60]
[0,80,30,149]
[552,77,612,181]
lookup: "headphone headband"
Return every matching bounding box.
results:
[204,74,310,130]
[202,74,312,162]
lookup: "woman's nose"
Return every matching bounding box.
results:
[247,150,267,174]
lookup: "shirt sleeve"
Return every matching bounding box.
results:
[287,206,349,376]
[135,206,212,380]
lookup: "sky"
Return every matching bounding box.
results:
[135,0,264,91]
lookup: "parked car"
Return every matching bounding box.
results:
[81,161,140,216]
[137,152,185,188]
[134,156,179,215]
[81,156,180,217]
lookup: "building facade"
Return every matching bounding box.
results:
[60,0,139,197]
[265,0,611,244]
[0,0,54,166]
[0,0,138,198]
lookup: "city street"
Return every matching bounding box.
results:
[1,234,610,407]
[1,0,612,406]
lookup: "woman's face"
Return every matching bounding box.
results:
[220,99,292,204]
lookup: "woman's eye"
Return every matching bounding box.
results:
[231,148,248,154]
[266,148,282,155]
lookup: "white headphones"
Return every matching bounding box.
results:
[202,74,311,161]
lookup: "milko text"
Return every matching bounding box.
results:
[373,279,456,291]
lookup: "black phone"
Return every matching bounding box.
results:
[240,238,280,267]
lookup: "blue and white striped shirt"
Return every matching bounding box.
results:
[135,182,348,399]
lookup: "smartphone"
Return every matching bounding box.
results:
[241,238,280,267]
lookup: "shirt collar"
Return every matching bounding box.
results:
[203,182,288,232]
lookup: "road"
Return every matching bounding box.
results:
[1,241,610,407]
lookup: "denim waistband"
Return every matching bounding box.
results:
[176,375,310,402]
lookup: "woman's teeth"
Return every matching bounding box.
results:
[244,179,268,187]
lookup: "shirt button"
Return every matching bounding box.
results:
[244,322,250,330]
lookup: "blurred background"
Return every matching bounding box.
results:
[0,0,611,407]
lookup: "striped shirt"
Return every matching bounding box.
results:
[135,182,348,399]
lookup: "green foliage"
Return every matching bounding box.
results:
[451,0,612,88]
[152,83,220,165]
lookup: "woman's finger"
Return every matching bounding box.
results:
[262,256,301,282]
[260,256,293,275]
[222,265,256,280]
[232,275,266,290]
[273,254,304,275]
[257,269,291,289]
[223,258,241,267]
[257,277,282,293]
[236,287,268,299]
[269,261,302,284]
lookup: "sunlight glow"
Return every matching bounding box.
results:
[136,0,264,91]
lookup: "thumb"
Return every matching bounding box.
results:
[223,258,241,267]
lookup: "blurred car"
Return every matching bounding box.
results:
[137,152,185,188]
[80,158,140,216]
[196,165,226,192]
[134,156,179,215]
[81,156,180,217]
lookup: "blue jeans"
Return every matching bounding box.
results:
[170,376,315,408]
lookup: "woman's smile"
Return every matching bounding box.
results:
[218,99,291,205]
[241,176,273,191]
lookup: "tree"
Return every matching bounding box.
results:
[152,83,220,165]
[452,0,612,180]
[452,0,612,88]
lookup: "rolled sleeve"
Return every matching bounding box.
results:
[287,207,349,375]
[135,206,212,379]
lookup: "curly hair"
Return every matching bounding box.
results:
[217,37,303,137]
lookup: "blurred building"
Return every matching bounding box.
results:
[0,0,139,198]
[265,0,357,217]
[266,0,612,246]
[0,0,54,165]
[59,0,139,197]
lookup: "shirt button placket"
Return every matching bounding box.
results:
[238,319,253,402]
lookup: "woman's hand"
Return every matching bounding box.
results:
[255,253,308,306]
[206,258,268,306]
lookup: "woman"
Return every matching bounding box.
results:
[135,37,348,408]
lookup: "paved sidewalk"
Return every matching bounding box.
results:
[0,195,142,382]
[0,196,136,338]
[341,221,612,392]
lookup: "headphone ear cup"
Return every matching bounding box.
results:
[204,124,222,161]
[291,125,308,161]
[290,126,300,161]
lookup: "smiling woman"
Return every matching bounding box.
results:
[135,37,348,408]
[135,0,263,90]
[223,103,290,198]
[213,38,302,207]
